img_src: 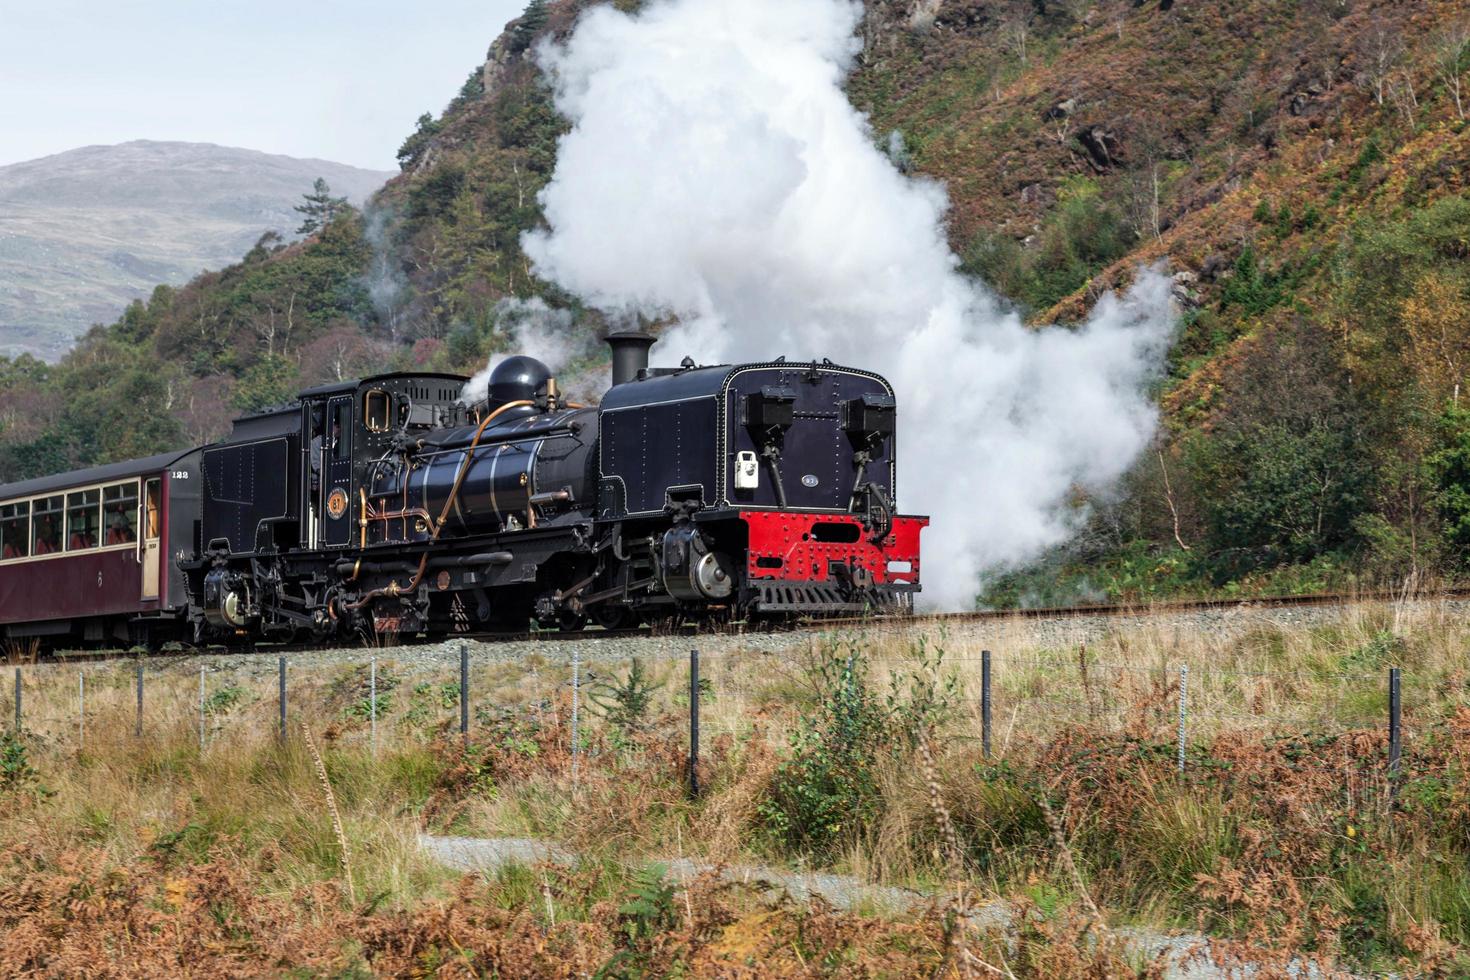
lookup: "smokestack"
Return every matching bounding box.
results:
[606,330,656,387]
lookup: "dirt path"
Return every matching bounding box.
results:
[420,834,1354,979]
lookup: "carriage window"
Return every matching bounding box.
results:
[66,489,100,551]
[32,496,62,555]
[103,482,139,545]
[1,502,28,560]
[364,389,392,432]
[144,479,161,539]
[331,401,350,460]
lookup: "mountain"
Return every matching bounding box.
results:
[0,141,391,359]
[4,0,1470,602]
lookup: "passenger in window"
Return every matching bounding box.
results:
[106,513,136,545]
[34,516,58,554]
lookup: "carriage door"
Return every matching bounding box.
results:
[322,395,354,548]
[141,478,161,600]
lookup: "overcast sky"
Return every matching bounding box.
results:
[0,0,529,171]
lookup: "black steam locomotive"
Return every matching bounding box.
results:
[0,333,926,647]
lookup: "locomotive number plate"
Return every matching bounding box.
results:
[326,488,349,520]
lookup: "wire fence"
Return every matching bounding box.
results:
[1,642,1451,804]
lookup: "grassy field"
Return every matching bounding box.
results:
[3,600,1470,975]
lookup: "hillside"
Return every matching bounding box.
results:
[0,141,390,359]
[3,0,1470,603]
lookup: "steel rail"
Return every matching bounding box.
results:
[27,585,1470,666]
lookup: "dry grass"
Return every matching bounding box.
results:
[2,599,1469,974]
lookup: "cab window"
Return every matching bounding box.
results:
[66,489,100,550]
[331,401,351,461]
[32,496,62,555]
[364,389,392,432]
[1,501,28,560]
[103,482,139,545]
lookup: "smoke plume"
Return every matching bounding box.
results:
[461,298,605,405]
[523,0,1174,608]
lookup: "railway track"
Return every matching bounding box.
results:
[31,584,1468,666]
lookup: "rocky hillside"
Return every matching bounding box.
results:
[0,141,390,359]
[4,0,1470,601]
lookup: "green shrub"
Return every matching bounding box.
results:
[0,732,48,798]
[203,684,245,716]
[758,640,957,858]
[589,658,664,738]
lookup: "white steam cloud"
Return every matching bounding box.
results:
[461,298,605,405]
[523,0,1174,608]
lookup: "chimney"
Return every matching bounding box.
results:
[606,330,656,387]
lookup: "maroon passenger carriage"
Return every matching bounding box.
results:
[0,451,201,647]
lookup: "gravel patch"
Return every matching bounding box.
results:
[42,595,1462,684]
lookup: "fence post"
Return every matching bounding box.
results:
[459,643,469,741]
[370,655,377,758]
[1388,667,1402,800]
[78,673,85,750]
[981,649,992,760]
[278,657,287,741]
[13,668,19,732]
[1176,664,1189,773]
[689,649,700,798]
[135,662,144,738]
[199,665,205,751]
[571,649,580,780]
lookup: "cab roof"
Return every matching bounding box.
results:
[297,371,468,400]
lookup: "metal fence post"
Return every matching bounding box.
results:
[370,655,378,758]
[278,657,286,741]
[135,663,144,738]
[1177,664,1189,773]
[199,665,205,751]
[571,649,580,780]
[13,668,20,732]
[78,673,85,750]
[1388,667,1402,800]
[459,643,469,741]
[981,649,992,760]
[689,649,700,798]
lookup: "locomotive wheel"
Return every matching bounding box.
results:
[588,604,635,631]
[556,611,587,633]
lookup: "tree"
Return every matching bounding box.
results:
[1432,21,1470,121]
[1186,324,1373,577]
[397,113,442,171]
[1354,16,1404,107]
[509,0,550,55]
[294,178,348,236]
[1401,270,1470,407]
[1000,1,1032,66]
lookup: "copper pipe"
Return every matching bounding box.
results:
[371,507,433,524]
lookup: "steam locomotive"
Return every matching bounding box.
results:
[0,333,926,647]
